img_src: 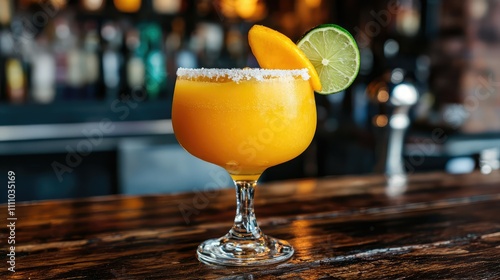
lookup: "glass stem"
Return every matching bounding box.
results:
[229,180,263,240]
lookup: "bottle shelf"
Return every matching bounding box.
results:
[0,98,171,126]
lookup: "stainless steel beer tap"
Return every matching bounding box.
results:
[368,69,419,196]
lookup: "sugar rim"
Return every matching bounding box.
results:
[176,68,310,82]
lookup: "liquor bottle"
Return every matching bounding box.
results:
[63,17,85,100]
[101,21,123,100]
[67,46,86,100]
[0,0,13,27]
[125,28,145,91]
[52,16,72,101]
[138,23,166,99]
[166,17,197,69]
[82,21,101,100]
[5,58,26,104]
[5,17,30,104]
[31,37,56,103]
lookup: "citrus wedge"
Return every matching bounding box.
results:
[297,24,360,94]
[248,25,322,92]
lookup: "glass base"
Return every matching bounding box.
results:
[197,233,294,266]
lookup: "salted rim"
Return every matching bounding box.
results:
[176,68,310,82]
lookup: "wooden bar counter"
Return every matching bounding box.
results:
[1,171,500,279]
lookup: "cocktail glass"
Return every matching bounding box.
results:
[172,68,316,266]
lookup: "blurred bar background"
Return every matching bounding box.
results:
[1,0,499,202]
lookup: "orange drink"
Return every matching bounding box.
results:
[172,68,316,266]
[172,68,316,181]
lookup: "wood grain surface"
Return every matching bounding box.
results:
[1,171,500,279]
